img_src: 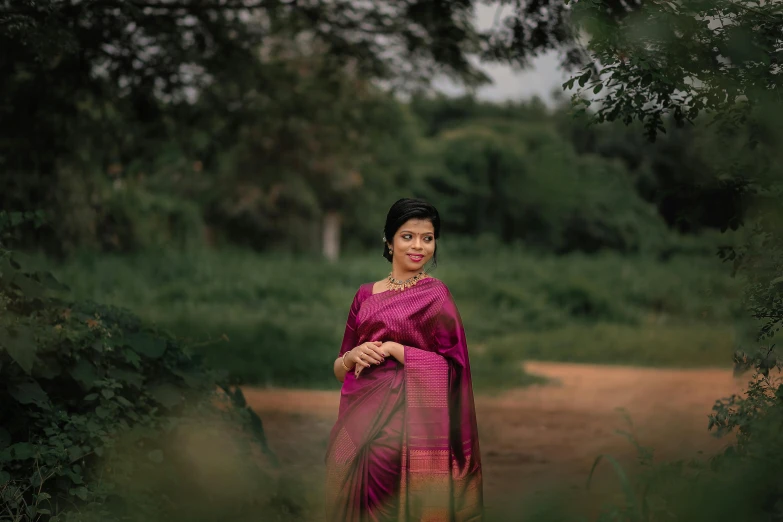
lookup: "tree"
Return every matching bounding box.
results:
[564,0,783,236]
[566,0,783,141]
[413,105,669,254]
[568,1,783,516]
[202,51,420,256]
[4,0,613,256]
[0,0,492,254]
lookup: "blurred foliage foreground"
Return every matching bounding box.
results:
[0,216,294,522]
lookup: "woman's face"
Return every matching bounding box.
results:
[388,218,436,272]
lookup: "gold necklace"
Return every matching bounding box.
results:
[386,271,427,292]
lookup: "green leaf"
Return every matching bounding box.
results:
[149,383,183,409]
[172,367,204,389]
[147,449,164,463]
[593,83,604,94]
[10,381,51,410]
[0,325,37,374]
[68,446,88,462]
[37,271,69,292]
[62,467,84,484]
[9,273,46,299]
[9,442,36,460]
[109,367,145,388]
[0,470,9,484]
[587,453,640,520]
[123,348,142,368]
[69,487,89,501]
[30,469,45,487]
[70,359,99,389]
[125,332,167,359]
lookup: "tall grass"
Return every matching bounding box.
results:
[39,246,746,388]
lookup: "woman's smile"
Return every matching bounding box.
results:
[406,253,424,263]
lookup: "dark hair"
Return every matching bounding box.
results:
[382,198,440,268]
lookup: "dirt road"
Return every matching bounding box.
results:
[243,362,747,516]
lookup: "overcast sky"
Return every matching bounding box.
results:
[433,3,570,105]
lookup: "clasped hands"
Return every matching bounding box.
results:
[344,341,404,378]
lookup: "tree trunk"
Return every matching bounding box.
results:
[322,211,341,262]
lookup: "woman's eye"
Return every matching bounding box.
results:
[402,235,412,240]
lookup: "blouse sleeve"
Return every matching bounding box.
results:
[338,285,367,357]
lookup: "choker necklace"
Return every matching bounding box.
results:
[387,271,427,292]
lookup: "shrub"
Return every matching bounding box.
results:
[0,214,280,521]
[98,186,204,252]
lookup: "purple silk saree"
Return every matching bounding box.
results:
[325,278,483,521]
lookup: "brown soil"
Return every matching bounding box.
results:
[242,362,748,517]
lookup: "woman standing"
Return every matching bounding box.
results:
[325,198,484,521]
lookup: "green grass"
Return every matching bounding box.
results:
[487,322,739,367]
[37,246,747,388]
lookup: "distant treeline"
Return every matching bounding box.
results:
[2,91,744,259]
[0,0,755,260]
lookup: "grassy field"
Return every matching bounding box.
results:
[39,245,748,389]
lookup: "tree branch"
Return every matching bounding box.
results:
[97,0,290,9]
[0,0,294,15]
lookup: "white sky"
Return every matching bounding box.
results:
[433,3,570,105]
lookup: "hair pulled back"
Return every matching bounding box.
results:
[382,198,440,268]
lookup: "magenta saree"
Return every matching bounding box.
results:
[325,278,483,521]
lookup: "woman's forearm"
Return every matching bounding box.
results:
[386,342,405,365]
[334,355,349,383]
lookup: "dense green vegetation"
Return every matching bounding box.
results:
[0,220,292,522]
[40,243,745,389]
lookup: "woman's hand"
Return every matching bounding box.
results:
[354,342,404,378]
[380,342,404,364]
[345,341,385,372]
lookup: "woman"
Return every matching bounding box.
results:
[325,198,484,521]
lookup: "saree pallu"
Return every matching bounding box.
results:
[325,278,483,521]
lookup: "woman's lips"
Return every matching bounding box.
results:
[407,254,424,263]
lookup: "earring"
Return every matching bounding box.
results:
[389,248,393,254]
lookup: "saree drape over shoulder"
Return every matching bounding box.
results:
[325,278,483,522]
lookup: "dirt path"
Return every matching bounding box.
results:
[243,362,747,516]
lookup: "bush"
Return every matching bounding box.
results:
[417,120,673,254]
[0,220,286,521]
[0,250,208,516]
[98,186,204,252]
